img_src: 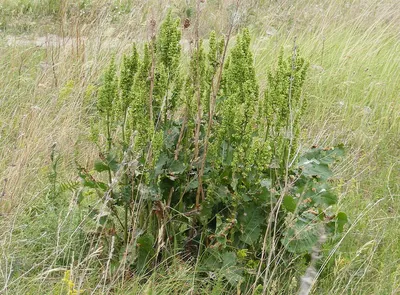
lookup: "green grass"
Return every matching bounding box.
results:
[1,0,399,294]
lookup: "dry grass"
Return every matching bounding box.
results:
[0,0,399,294]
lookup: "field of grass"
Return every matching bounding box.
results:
[0,0,399,294]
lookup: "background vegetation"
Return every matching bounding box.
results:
[0,0,399,294]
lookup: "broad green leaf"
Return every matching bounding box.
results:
[312,189,337,207]
[221,252,243,287]
[319,145,345,163]
[82,178,108,190]
[164,126,180,150]
[94,159,109,172]
[260,178,272,189]
[222,251,237,268]
[283,195,297,212]
[187,179,199,190]
[241,192,251,202]
[239,203,263,245]
[99,215,108,225]
[77,190,84,204]
[169,160,186,174]
[220,166,233,185]
[96,182,108,191]
[300,160,332,180]
[336,212,348,233]
[302,145,345,165]
[256,187,269,202]
[199,199,214,225]
[82,179,96,188]
[106,153,120,172]
[215,215,229,247]
[224,268,243,287]
[216,185,230,202]
[154,153,168,176]
[282,221,320,253]
[137,234,155,273]
[201,248,222,270]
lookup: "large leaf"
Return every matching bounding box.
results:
[136,234,155,273]
[260,178,272,189]
[302,145,345,165]
[94,152,120,173]
[224,268,244,287]
[300,159,332,180]
[222,251,237,268]
[106,152,120,172]
[283,195,297,213]
[239,203,263,246]
[300,182,338,207]
[336,212,348,233]
[221,252,243,287]
[169,160,186,174]
[312,188,337,207]
[282,220,320,253]
[299,145,345,180]
[201,248,222,270]
[164,126,180,150]
[94,159,110,173]
[154,153,168,176]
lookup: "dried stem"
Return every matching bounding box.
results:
[193,0,202,162]
[195,0,240,207]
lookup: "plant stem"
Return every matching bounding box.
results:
[193,0,202,162]
[195,13,236,208]
[124,204,128,244]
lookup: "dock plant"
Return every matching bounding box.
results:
[75,12,346,291]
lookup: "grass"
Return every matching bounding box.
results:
[0,0,399,294]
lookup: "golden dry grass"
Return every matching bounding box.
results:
[0,0,399,294]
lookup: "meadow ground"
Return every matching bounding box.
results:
[0,0,399,294]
